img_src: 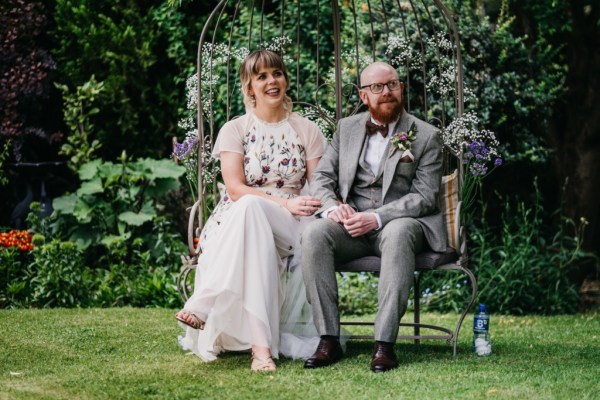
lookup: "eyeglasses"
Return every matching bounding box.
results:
[360,79,402,94]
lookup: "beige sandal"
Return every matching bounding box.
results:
[251,353,277,372]
[175,310,205,330]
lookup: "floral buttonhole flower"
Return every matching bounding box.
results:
[389,122,418,159]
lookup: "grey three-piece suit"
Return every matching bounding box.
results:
[302,110,447,343]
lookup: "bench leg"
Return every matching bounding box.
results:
[414,272,421,345]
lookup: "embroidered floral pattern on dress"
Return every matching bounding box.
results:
[199,117,307,250]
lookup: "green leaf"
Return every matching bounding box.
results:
[77,177,104,196]
[118,211,154,226]
[145,177,180,197]
[69,226,96,249]
[73,200,93,223]
[52,194,78,215]
[79,160,102,181]
[100,233,131,248]
[139,158,186,180]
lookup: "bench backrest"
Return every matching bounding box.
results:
[186,0,466,257]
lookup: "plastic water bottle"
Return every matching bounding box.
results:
[473,304,492,356]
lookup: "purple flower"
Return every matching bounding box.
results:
[280,158,289,166]
[172,136,198,160]
[251,134,256,143]
[399,133,408,141]
[262,166,270,173]
[494,158,503,166]
[276,179,284,188]
[470,163,488,176]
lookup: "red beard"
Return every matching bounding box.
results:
[368,94,403,124]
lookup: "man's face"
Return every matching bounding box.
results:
[359,65,404,124]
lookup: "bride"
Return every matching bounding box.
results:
[175,49,326,372]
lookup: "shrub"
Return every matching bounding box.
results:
[419,179,588,315]
[0,0,59,163]
[51,0,200,160]
[27,240,92,308]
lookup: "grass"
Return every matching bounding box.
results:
[0,309,598,400]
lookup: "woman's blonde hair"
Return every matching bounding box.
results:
[240,49,293,110]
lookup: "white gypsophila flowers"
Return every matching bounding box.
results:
[424,33,459,99]
[442,112,501,162]
[322,51,370,87]
[385,35,423,71]
[178,116,195,131]
[426,31,453,53]
[264,36,292,54]
[297,107,335,139]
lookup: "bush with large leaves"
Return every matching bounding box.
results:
[50,156,185,250]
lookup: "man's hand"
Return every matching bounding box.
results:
[327,203,356,223]
[342,212,378,237]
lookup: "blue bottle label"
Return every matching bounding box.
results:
[474,316,489,331]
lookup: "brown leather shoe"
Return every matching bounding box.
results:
[304,338,343,369]
[370,341,398,373]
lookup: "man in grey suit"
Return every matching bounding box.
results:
[302,61,446,372]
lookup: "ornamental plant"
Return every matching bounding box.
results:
[0,229,34,252]
[0,0,57,163]
[441,112,503,214]
[48,155,185,263]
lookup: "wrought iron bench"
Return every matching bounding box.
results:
[176,0,476,356]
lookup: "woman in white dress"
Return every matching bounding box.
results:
[175,50,326,371]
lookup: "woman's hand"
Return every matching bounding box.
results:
[285,196,321,216]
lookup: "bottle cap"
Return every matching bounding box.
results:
[478,304,487,312]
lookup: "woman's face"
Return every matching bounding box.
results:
[248,66,287,109]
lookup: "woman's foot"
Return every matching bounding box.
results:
[175,310,205,330]
[251,346,276,372]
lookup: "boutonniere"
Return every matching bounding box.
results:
[389,122,418,159]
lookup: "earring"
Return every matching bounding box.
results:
[250,95,256,107]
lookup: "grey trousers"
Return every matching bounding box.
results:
[301,217,424,343]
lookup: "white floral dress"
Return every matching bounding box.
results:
[178,112,326,361]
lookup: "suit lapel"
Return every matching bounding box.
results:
[341,114,369,198]
[382,111,412,199]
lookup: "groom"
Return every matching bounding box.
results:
[302,61,446,372]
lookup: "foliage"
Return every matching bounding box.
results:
[1,205,185,308]
[0,140,10,186]
[0,247,31,307]
[447,0,562,164]
[27,240,93,308]
[0,157,187,309]
[337,272,379,316]
[49,155,185,250]
[55,76,104,172]
[0,0,58,163]
[50,0,197,160]
[473,181,585,314]
[441,111,503,216]
[419,179,588,315]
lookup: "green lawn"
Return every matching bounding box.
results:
[0,308,598,399]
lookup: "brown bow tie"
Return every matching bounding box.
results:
[366,120,388,137]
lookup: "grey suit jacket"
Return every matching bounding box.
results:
[310,111,447,252]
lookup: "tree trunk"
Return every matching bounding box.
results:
[550,0,600,254]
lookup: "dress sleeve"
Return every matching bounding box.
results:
[290,113,327,161]
[212,116,249,158]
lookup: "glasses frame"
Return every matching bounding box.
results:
[359,79,402,94]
